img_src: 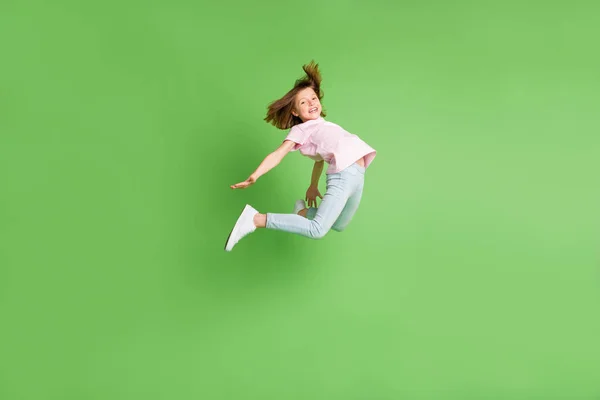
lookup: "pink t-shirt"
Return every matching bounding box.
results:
[283,117,377,174]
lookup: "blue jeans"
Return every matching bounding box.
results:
[265,163,366,239]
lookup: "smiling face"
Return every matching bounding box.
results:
[291,87,322,122]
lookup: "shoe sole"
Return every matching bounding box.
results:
[293,200,306,214]
[224,204,253,252]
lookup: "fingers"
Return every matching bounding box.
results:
[231,176,256,189]
[230,182,247,189]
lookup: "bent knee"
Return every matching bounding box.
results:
[331,225,347,233]
[310,230,329,239]
[308,224,330,239]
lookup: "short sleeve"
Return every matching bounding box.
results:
[283,125,307,151]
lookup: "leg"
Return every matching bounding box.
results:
[265,174,349,239]
[254,213,267,227]
[304,167,365,232]
[331,183,364,232]
[301,182,362,232]
[253,205,307,227]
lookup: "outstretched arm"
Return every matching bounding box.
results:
[230,140,296,189]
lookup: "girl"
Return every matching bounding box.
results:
[225,61,376,252]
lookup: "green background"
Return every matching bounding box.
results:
[1,0,599,398]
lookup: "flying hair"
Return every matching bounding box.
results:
[264,60,327,130]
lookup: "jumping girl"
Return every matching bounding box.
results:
[225,61,377,252]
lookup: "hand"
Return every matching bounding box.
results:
[231,176,256,189]
[305,185,323,208]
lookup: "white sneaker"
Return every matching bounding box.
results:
[293,199,306,214]
[224,204,258,252]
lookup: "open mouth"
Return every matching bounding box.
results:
[309,107,318,113]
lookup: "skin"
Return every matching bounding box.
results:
[231,86,365,228]
[291,87,323,122]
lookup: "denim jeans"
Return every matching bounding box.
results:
[265,162,366,239]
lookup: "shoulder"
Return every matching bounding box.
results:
[278,139,297,152]
[290,123,304,134]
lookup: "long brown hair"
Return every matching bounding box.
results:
[264,60,327,130]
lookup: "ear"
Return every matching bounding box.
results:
[291,109,298,117]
